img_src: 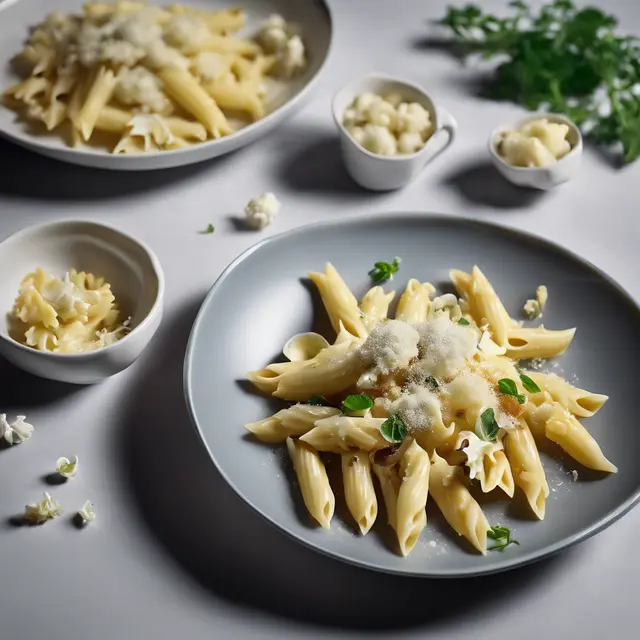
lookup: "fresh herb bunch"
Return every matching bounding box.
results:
[439,0,640,162]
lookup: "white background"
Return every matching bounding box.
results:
[0,0,639,638]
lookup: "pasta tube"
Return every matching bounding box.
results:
[395,279,435,323]
[245,404,341,443]
[342,451,378,535]
[395,440,431,556]
[308,263,368,340]
[300,415,387,453]
[504,420,549,519]
[505,326,576,360]
[429,452,489,554]
[286,437,334,529]
[76,66,118,141]
[470,266,511,347]
[359,286,395,331]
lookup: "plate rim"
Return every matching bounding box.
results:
[183,211,640,578]
[0,0,334,169]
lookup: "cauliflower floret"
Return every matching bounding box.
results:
[384,92,403,108]
[244,192,281,230]
[520,118,571,159]
[190,51,233,82]
[277,34,305,78]
[114,66,172,114]
[116,13,163,48]
[368,99,397,129]
[164,15,211,53]
[499,131,557,167]
[144,39,190,71]
[396,102,433,136]
[257,14,289,53]
[359,123,397,156]
[397,131,424,154]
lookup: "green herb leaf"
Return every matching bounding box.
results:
[498,378,526,404]
[380,415,407,444]
[476,408,500,442]
[438,1,640,164]
[487,524,520,551]
[520,373,542,394]
[307,395,329,406]
[342,394,374,412]
[368,257,401,284]
[200,223,215,234]
[458,317,470,325]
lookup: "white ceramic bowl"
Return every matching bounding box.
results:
[332,73,457,191]
[0,220,164,384]
[488,112,583,190]
[0,0,333,170]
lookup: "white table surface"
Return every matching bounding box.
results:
[1,0,639,638]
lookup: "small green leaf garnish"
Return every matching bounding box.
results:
[498,378,526,404]
[476,408,500,442]
[342,394,374,413]
[487,525,520,552]
[200,223,215,234]
[520,374,542,394]
[425,376,439,389]
[380,415,407,444]
[458,318,470,325]
[368,257,400,284]
[307,395,330,406]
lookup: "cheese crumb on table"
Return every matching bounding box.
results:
[571,470,579,482]
[244,192,281,229]
[56,455,78,479]
[24,492,62,524]
[78,500,96,524]
[1,413,34,445]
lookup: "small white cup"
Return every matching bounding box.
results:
[0,220,164,384]
[332,73,457,191]
[488,112,583,190]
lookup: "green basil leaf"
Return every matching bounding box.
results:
[520,374,542,394]
[342,394,374,412]
[476,408,500,442]
[200,223,215,234]
[498,378,527,404]
[306,395,329,406]
[380,415,407,444]
[458,317,470,325]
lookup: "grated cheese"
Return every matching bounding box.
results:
[415,314,477,379]
[390,385,441,433]
[358,320,419,379]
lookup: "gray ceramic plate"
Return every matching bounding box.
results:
[184,214,640,577]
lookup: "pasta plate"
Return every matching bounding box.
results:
[184,214,640,577]
[0,0,332,170]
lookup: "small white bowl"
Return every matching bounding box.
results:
[332,73,457,191]
[0,220,164,384]
[488,112,583,190]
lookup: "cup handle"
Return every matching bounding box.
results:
[427,109,457,162]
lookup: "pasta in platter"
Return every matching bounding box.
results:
[3,3,307,154]
[245,263,617,558]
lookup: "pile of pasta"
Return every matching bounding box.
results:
[3,3,306,153]
[10,267,130,353]
[245,264,616,557]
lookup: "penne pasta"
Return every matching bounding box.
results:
[395,279,435,323]
[373,462,401,533]
[300,415,387,453]
[77,66,118,141]
[470,266,511,347]
[395,440,431,556]
[505,326,576,360]
[159,66,232,138]
[286,437,334,529]
[525,372,608,417]
[342,451,378,535]
[359,286,396,331]
[308,263,368,340]
[246,404,341,443]
[504,420,549,519]
[429,452,489,554]
[204,79,265,121]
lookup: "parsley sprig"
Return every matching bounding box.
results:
[369,257,401,284]
[487,525,520,551]
[439,1,640,163]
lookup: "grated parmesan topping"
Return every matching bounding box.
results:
[415,314,477,379]
[359,320,419,378]
[390,385,441,432]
